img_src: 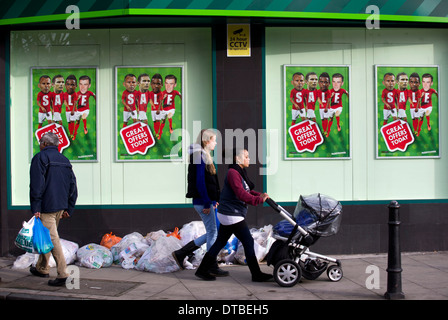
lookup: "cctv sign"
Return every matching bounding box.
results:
[227,24,250,57]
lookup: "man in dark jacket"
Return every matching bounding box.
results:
[29,132,78,286]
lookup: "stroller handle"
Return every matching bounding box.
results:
[266,198,280,212]
[266,198,312,240]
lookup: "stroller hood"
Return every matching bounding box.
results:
[293,193,342,237]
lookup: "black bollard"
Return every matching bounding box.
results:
[384,200,405,300]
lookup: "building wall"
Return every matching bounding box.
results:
[1,24,447,256]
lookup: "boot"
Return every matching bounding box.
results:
[195,252,216,281]
[209,261,229,277]
[252,272,273,282]
[247,255,273,282]
[172,240,199,269]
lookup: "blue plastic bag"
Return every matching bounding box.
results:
[32,217,54,254]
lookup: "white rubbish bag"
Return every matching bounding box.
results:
[135,235,182,273]
[76,243,113,269]
[179,221,206,246]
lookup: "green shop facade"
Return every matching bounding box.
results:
[1,1,447,256]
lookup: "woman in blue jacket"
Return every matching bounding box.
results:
[172,129,227,276]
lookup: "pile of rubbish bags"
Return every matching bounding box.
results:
[12,221,275,274]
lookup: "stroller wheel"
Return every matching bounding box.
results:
[274,259,302,287]
[327,265,343,282]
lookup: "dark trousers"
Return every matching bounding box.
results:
[208,219,261,275]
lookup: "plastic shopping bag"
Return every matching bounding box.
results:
[32,217,54,254]
[15,216,37,253]
[100,232,122,249]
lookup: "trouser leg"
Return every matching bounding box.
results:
[37,211,68,278]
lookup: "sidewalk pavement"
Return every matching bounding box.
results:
[0,251,447,301]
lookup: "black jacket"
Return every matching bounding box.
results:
[186,151,220,206]
[29,146,78,216]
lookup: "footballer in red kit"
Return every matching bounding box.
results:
[64,74,78,139]
[325,73,348,137]
[289,72,307,126]
[304,72,318,122]
[121,74,138,128]
[317,72,331,134]
[158,74,182,138]
[52,75,65,125]
[408,72,421,134]
[416,73,438,135]
[396,72,410,122]
[381,73,398,126]
[74,75,96,136]
[137,73,151,124]
[149,73,164,139]
[36,75,54,128]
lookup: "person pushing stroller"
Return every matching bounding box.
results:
[195,148,273,282]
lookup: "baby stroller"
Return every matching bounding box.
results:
[266,194,343,287]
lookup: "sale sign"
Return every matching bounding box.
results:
[288,120,324,153]
[120,122,155,155]
[380,119,414,152]
[35,123,70,153]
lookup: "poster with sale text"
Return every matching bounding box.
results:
[375,65,440,158]
[284,65,351,160]
[115,66,183,161]
[31,67,98,161]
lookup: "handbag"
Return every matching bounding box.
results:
[32,217,54,254]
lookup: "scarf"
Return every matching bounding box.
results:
[229,164,255,191]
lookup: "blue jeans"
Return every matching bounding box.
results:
[193,204,218,251]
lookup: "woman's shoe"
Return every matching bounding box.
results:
[172,240,199,269]
[195,253,216,281]
[252,272,273,282]
[209,262,229,277]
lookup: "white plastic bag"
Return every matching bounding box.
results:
[144,230,166,246]
[135,236,182,273]
[234,225,275,264]
[118,241,149,269]
[179,221,206,246]
[12,238,79,269]
[12,252,36,269]
[76,243,113,269]
[15,217,37,253]
[110,232,144,263]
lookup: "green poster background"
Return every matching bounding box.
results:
[375,65,440,158]
[31,67,97,161]
[284,65,351,159]
[115,66,183,161]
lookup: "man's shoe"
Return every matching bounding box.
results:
[48,278,68,287]
[30,267,49,278]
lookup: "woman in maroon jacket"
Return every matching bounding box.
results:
[195,148,273,282]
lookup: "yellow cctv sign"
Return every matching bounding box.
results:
[227,24,250,57]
